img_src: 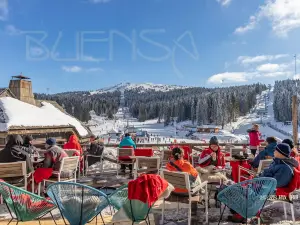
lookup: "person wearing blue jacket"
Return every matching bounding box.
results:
[119,133,137,149]
[260,143,299,188]
[252,136,277,169]
[119,133,136,174]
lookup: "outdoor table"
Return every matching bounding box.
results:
[31,157,44,169]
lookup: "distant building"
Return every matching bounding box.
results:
[197,125,220,133]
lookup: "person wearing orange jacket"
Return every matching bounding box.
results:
[166,147,202,195]
[196,136,228,183]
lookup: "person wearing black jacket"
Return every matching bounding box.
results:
[86,135,104,166]
[0,135,33,184]
[22,135,38,156]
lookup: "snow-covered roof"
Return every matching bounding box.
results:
[0,97,89,137]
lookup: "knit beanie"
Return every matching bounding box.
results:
[282,139,294,149]
[209,136,219,146]
[275,143,291,158]
[46,138,56,146]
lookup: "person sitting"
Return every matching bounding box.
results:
[228,143,299,223]
[22,135,39,156]
[85,135,104,167]
[119,133,136,174]
[166,147,202,195]
[282,139,299,157]
[252,136,277,169]
[259,143,299,187]
[63,134,82,155]
[0,135,33,174]
[43,138,69,178]
[196,136,228,183]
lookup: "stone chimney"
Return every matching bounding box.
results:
[9,74,36,105]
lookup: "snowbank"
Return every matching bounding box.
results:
[0,97,89,137]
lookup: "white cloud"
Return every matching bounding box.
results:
[0,0,8,21]
[82,55,101,62]
[257,63,281,72]
[207,72,248,84]
[216,0,232,7]
[238,54,289,65]
[294,74,300,79]
[62,66,103,73]
[86,68,104,72]
[62,66,82,73]
[235,16,258,34]
[263,71,292,77]
[89,0,111,3]
[4,25,22,36]
[234,0,300,36]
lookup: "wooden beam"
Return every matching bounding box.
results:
[292,95,298,145]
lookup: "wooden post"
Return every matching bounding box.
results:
[292,95,298,146]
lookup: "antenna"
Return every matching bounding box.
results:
[295,54,297,76]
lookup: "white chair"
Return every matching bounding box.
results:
[160,170,208,225]
[117,148,134,176]
[238,159,273,182]
[133,156,160,179]
[41,156,80,194]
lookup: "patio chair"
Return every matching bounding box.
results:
[108,184,128,211]
[238,159,273,182]
[0,180,56,224]
[117,148,134,176]
[160,150,172,168]
[161,170,208,225]
[85,154,104,175]
[47,182,110,225]
[0,161,27,189]
[133,157,160,179]
[217,177,277,225]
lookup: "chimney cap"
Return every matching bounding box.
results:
[12,74,30,80]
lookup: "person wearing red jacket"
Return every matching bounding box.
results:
[196,136,227,183]
[247,124,261,157]
[63,134,82,154]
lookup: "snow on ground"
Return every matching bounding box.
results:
[0,97,89,136]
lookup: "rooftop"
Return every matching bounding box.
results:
[0,97,89,137]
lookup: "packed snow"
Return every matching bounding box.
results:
[90,82,190,95]
[0,97,89,137]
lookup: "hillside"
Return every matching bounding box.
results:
[35,82,267,126]
[90,82,190,95]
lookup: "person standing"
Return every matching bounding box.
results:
[247,124,261,157]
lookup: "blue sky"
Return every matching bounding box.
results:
[1,0,300,93]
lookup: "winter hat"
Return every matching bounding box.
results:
[209,136,219,146]
[275,143,291,158]
[46,138,56,146]
[282,139,294,149]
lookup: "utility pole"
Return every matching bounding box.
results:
[292,95,298,146]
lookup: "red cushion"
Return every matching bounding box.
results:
[135,148,153,157]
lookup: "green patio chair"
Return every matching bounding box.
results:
[0,180,57,225]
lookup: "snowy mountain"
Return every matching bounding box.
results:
[90,82,190,95]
